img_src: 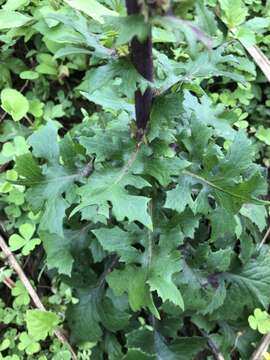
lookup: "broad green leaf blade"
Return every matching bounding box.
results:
[0,10,31,30]
[109,15,150,45]
[126,328,206,359]
[107,266,159,319]
[40,231,74,276]
[147,248,184,309]
[63,0,117,23]
[74,168,152,229]
[219,0,248,28]
[26,310,60,341]
[92,227,139,263]
[225,255,270,309]
[165,176,193,213]
[67,287,128,343]
[54,46,92,59]
[28,121,59,163]
[15,153,43,185]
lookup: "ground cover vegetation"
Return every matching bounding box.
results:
[0,0,270,359]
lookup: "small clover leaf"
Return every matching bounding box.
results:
[0,338,10,351]
[0,267,12,283]
[9,223,41,256]
[248,308,270,334]
[1,88,29,121]
[2,142,15,157]
[6,169,18,181]
[7,188,25,206]
[11,280,30,306]
[52,350,72,360]
[18,332,40,355]
[256,126,270,146]
[19,223,35,240]
[2,136,29,158]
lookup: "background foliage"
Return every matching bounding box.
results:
[0,0,270,359]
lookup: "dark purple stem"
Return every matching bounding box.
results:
[126,0,153,130]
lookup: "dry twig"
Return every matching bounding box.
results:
[258,224,270,250]
[241,44,270,83]
[195,326,225,360]
[229,28,270,83]
[251,333,270,360]
[0,234,77,360]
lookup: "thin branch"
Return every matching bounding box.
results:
[0,109,8,122]
[197,327,225,360]
[0,234,77,360]
[251,333,270,360]
[207,338,226,360]
[237,40,270,83]
[258,224,270,250]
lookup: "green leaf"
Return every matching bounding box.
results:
[107,266,159,318]
[225,255,270,308]
[135,153,190,187]
[166,139,268,216]
[109,15,150,45]
[207,248,232,272]
[67,287,129,343]
[248,308,270,334]
[240,204,267,232]
[147,247,184,309]
[67,287,102,343]
[2,0,29,11]
[9,233,41,256]
[54,46,92,59]
[63,0,117,23]
[208,208,237,241]
[92,227,139,263]
[52,351,71,360]
[165,175,193,213]
[255,126,270,146]
[28,121,59,163]
[74,168,152,230]
[20,70,39,80]
[182,91,236,140]
[212,254,270,320]
[19,223,35,240]
[40,231,74,276]
[18,332,40,355]
[79,110,132,162]
[2,136,29,161]
[16,141,77,236]
[126,328,206,359]
[39,197,68,235]
[1,88,29,121]
[15,153,43,186]
[0,10,31,30]
[81,88,134,113]
[79,59,147,101]
[219,0,248,28]
[26,309,60,341]
[217,130,254,178]
[11,280,30,306]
